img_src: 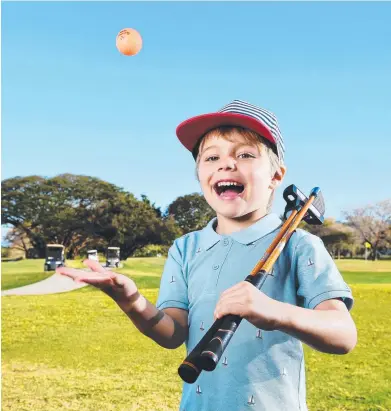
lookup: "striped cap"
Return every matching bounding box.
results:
[176,99,285,162]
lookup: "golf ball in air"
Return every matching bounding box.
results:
[116,28,142,56]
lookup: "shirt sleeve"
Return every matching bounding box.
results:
[156,241,189,311]
[294,233,354,311]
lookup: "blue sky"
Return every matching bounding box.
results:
[2,1,390,240]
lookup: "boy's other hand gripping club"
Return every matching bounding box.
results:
[213,281,285,331]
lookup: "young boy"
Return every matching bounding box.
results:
[58,99,357,411]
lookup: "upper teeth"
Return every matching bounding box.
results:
[217,181,241,187]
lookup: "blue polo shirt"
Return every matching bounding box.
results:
[156,213,353,411]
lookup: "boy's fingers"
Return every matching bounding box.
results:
[112,275,126,287]
[218,288,244,305]
[83,259,107,274]
[215,291,249,317]
[56,267,85,280]
[215,298,246,319]
[56,267,110,282]
[76,276,113,285]
[220,281,247,298]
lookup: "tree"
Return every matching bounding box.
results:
[160,215,183,245]
[2,176,51,257]
[1,174,161,259]
[4,227,32,257]
[141,194,162,218]
[2,174,198,260]
[343,200,391,260]
[166,193,216,234]
[300,218,359,258]
[2,174,124,258]
[99,192,183,259]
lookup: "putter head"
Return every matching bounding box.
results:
[283,184,325,225]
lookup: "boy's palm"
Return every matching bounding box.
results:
[56,260,139,310]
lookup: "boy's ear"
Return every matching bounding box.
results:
[269,165,286,189]
[195,165,200,182]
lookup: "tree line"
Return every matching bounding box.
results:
[1,174,215,260]
[2,174,390,260]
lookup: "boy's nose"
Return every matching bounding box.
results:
[218,157,237,171]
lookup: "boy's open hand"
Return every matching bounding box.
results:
[213,281,285,331]
[56,260,140,312]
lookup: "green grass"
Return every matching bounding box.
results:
[335,259,391,272]
[1,259,53,290]
[339,271,391,284]
[305,284,391,410]
[2,259,391,410]
[333,259,391,285]
[3,258,390,291]
[1,258,166,291]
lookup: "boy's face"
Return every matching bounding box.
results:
[197,130,284,220]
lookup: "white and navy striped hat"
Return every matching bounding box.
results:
[176,99,285,162]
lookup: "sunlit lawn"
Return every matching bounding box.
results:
[2,258,391,410]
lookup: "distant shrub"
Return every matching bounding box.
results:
[2,247,11,258]
[2,256,24,262]
[132,244,169,258]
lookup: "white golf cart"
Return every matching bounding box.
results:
[87,249,99,262]
[106,247,121,268]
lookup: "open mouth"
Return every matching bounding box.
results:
[214,181,245,199]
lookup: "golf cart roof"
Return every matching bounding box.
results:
[107,247,120,250]
[47,244,65,248]
[88,250,98,253]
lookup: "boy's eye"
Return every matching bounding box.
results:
[205,155,219,162]
[204,153,255,161]
[238,152,256,159]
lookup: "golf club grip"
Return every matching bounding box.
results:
[199,271,268,371]
[177,316,225,384]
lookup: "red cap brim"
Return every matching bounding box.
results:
[176,112,276,154]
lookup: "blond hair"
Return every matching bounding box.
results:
[194,126,283,213]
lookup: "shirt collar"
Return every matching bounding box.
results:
[200,213,282,250]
